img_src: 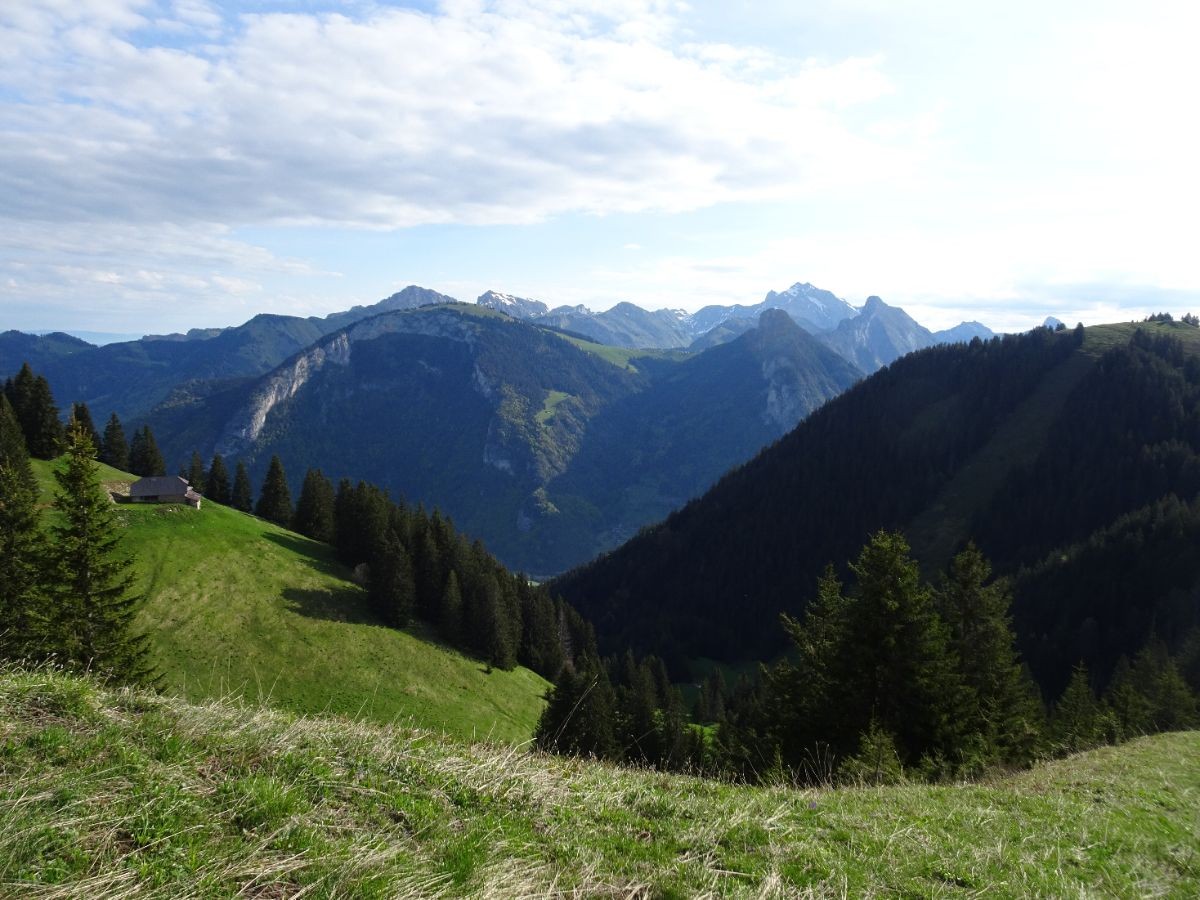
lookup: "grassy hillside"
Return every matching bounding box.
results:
[2,668,1197,897]
[30,460,548,744]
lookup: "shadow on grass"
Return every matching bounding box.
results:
[281,586,379,626]
[261,531,350,580]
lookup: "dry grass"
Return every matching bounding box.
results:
[2,668,1197,898]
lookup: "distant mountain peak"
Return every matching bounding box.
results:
[476,290,549,319]
[862,295,886,312]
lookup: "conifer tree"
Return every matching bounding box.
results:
[1178,627,1200,696]
[185,451,206,493]
[255,455,293,525]
[293,468,335,542]
[1111,639,1199,734]
[8,363,63,459]
[70,403,101,452]
[369,529,416,627]
[535,655,618,759]
[1104,656,1153,741]
[476,575,516,670]
[616,654,661,764]
[47,421,153,684]
[205,454,231,505]
[128,426,165,476]
[100,413,129,471]
[934,544,1044,765]
[0,395,47,661]
[763,532,968,771]
[232,462,254,512]
[1051,663,1104,753]
[845,531,967,762]
[439,570,463,644]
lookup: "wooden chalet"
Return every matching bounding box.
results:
[129,475,202,509]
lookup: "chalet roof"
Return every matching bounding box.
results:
[130,475,190,497]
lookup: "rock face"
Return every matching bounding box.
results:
[216,333,353,455]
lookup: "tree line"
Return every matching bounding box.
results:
[173,448,596,679]
[537,530,1199,784]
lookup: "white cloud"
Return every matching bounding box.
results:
[0,0,911,231]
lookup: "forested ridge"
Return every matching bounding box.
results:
[553,322,1200,704]
[553,325,1085,663]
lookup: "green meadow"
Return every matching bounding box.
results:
[30,460,548,744]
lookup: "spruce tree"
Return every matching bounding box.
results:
[100,413,129,471]
[185,451,206,493]
[47,421,153,684]
[439,570,463,644]
[844,531,967,763]
[1118,639,1199,734]
[935,544,1044,765]
[1051,663,1104,754]
[128,426,165,476]
[293,468,335,542]
[535,655,618,759]
[766,532,968,770]
[369,529,416,627]
[8,364,63,459]
[255,455,293,525]
[477,575,516,670]
[0,395,47,661]
[232,462,254,512]
[205,454,231,505]
[70,403,101,452]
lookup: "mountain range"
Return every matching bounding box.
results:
[1,280,997,574]
[468,281,995,366]
[142,303,860,574]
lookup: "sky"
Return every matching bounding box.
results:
[2,0,1199,337]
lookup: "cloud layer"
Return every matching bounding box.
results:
[0,0,902,229]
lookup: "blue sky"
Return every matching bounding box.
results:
[2,0,1198,336]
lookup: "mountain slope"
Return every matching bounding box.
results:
[553,321,1200,691]
[150,305,860,575]
[30,458,549,742]
[4,668,1198,897]
[536,309,862,564]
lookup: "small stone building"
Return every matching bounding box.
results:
[129,475,202,509]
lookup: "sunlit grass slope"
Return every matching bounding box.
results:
[1,668,1197,897]
[30,460,548,744]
